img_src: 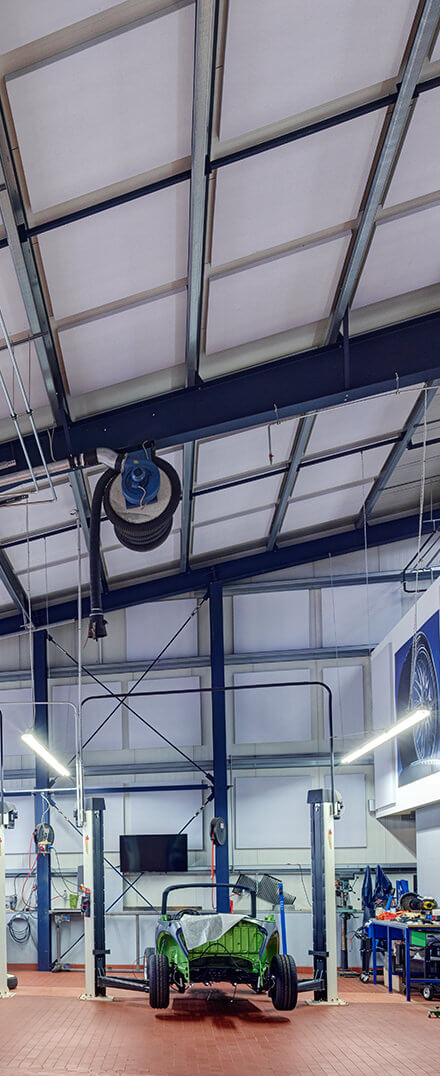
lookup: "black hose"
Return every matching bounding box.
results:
[89,468,113,640]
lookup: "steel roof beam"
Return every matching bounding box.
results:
[358,384,439,524]
[180,0,218,570]
[1,309,440,472]
[0,549,32,620]
[0,508,435,638]
[327,0,440,345]
[267,416,315,550]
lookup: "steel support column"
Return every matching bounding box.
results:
[208,581,229,911]
[33,629,51,971]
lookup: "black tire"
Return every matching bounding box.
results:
[397,633,439,771]
[423,985,434,1001]
[7,973,17,991]
[148,953,170,1009]
[269,954,298,1011]
[360,972,370,984]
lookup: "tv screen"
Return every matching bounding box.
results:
[119,833,188,873]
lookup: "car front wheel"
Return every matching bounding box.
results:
[148,953,170,1009]
[269,954,298,1011]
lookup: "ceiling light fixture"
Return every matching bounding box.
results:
[21,732,70,777]
[341,708,431,765]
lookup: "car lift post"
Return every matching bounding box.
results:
[306,788,344,1006]
[82,796,107,999]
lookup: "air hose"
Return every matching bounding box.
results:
[83,445,181,640]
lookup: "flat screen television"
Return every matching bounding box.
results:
[119,833,188,873]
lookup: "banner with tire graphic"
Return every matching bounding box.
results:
[394,610,440,788]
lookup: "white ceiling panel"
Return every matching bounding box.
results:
[103,529,180,578]
[0,247,30,335]
[18,558,79,597]
[38,181,190,319]
[354,203,440,309]
[220,0,417,141]
[1,1,123,53]
[212,110,385,265]
[282,483,372,535]
[385,87,440,207]
[0,580,14,609]
[0,481,76,540]
[192,507,273,556]
[8,6,194,211]
[196,421,297,485]
[60,289,187,396]
[193,474,281,525]
[206,235,349,354]
[432,32,440,62]
[305,390,421,456]
[0,340,48,419]
[293,446,390,500]
[8,528,87,573]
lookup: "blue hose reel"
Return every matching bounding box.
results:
[121,449,161,509]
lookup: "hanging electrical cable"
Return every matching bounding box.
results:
[80,444,181,640]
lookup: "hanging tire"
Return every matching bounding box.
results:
[148,953,170,1009]
[269,954,298,1011]
[397,633,439,772]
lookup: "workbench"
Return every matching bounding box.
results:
[368,918,440,1001]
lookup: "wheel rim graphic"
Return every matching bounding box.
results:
[411,640,439,761]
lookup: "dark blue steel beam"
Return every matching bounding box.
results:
[33,630,51,971]
[0,508,436,638]
[208,581,229,912]
[2,309,440,474]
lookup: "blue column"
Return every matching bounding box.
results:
[209,581,229,912]
[33,630,51,971]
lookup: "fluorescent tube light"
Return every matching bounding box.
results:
[21,732,70,777]
[341,708,431,765]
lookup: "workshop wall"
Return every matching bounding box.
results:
[2,536,418,965]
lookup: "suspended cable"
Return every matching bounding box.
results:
[410,386,428,701]
[47,593,212,782]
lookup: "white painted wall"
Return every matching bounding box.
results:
[1,538,418,966]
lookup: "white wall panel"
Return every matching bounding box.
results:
[196,421,297,484]
[220,0,417,140]
[305,390,420,456]
[193,474,281,525]
[103,530,181,580]
[322,584,402,647]
[51,795,81,854]
[233,590,310,651]
[51,682,123,756]
[326,773,367,847]
[2,1,122,52]
[127,676,201,749]
[8,5,194,210]
[60,289,187,395]
[0,687,33,756]
[233,669,311,744]
[126,788,203,850]
[322,666,364,740]
[192,508,273,556]
[235,775,310,848]
[39,181,189,318]
[206,234,349,353]
[282,484,371,535]
[213,109,385,264]
[126,599,198,661]
[353,204,440,309]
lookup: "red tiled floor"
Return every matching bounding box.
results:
[0,971,438,1076]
